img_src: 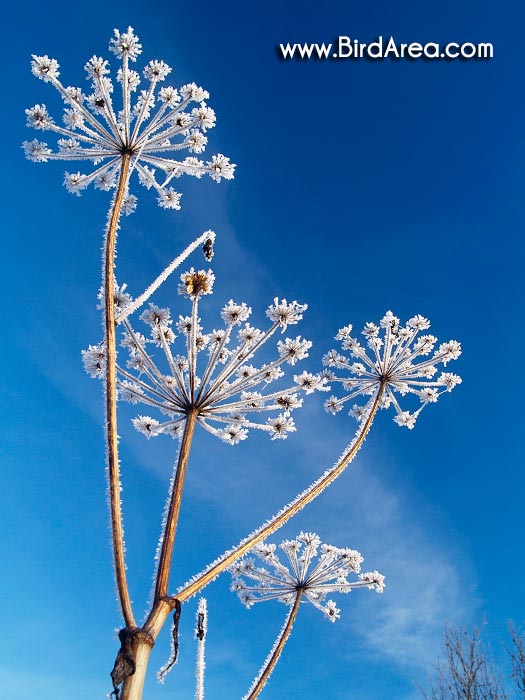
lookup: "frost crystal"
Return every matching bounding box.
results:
[323,311,462,428]
[24,27,235,211]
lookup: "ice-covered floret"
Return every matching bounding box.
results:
[277,337,312,365]
[109,26,143,60]
[293,370,330,395]
[229,532,384,618]
[97,281,133,313]
[81,342,106,378]
[323,311,462,429]
[23,138,52,162]
[221,300,251,326]
[140,304,171,327]
[207,153,235,182]
[83,272,327,444]
[359,571,386,592]
[31,54,60,82]
[266,299,308,332]
[24,26,235,211]
[132,415,161,438]
[267,414,296,440]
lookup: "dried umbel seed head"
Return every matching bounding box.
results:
[229,532,384,619]
[324,311,462,429]
[179,269,215,298]
[85,276,328,444]
[24,27,235,213]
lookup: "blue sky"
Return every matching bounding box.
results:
[2,1,523,699]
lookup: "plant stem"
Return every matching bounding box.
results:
[153,408,199,602]
[195,600,207,700]
[119,632,155,700]
[144,383,385,636]
[118,360,198,700]
[246,590,303,700]
[118,385,384,698]
[105,151,135,627]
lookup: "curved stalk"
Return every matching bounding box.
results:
[105,151,135,627]
[153,408,199,602]
[144,382,385,635]
[246,590,303,700]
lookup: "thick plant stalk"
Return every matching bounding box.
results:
[246,590,303,700]
[154,408,199,602]
[119,467,198,700]
[144,382,385,636]
[119,633,155,700]
[105,151,135,627]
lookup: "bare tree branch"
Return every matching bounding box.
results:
[420,626,507,700]
[507,622,525,698]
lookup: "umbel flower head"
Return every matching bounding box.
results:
[82,269,328,443]
[230,532,385,621]
[323,311,462,429]
[23,27,235,213]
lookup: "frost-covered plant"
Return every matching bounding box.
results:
[170,309,460,622]
[323,311,461,428]
[82,263,325,652]
[23,26,235,654]
[88,268,321,498]
[81,282,463,700]
[83,273,324,444]
[24,24,463,700]
[24,26,234,210]
[194,599,207,700]
[229,533,384,699]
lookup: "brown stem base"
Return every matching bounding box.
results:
[111,628,155,700]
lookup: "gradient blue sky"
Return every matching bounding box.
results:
[2,1,523,699]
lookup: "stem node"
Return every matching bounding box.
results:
[110,627,155,699]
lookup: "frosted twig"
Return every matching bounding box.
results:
[116,231,216,323]
[195,599,207,700]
